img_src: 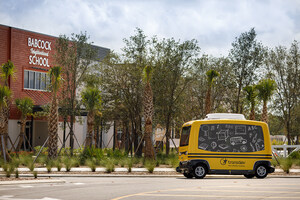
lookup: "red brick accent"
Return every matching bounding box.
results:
[0,25,57,120]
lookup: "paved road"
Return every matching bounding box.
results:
[0,176,300,200]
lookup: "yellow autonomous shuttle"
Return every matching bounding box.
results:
[176,113,275,179]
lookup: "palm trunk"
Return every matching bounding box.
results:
[261,101,268,123]
[85,112,94,148]
[249,102,255,120]
[3,97,10,148]
[144,119,155,159]
[0,104,10,161]
[143,83,155,159]
[48,96,58,159]
[16,119,26,151]
[205,86,211,115]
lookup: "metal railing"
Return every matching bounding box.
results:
[272,144,300,157]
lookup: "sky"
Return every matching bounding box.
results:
[1,0,300,56]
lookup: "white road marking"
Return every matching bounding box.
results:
[19,185,33,188]
[73,182,85,185]
[0,195,60,200]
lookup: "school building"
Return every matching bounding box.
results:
[0,24,115,150]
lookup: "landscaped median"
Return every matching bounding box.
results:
[0,166,300,177]
[1,148,300,180]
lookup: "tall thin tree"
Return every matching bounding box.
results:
[143,66,155,159]
[0,86,11,161]
[0,60,15,147]
[256,79,276,123]
[81,87,101,148]
[15,97,34,151]
[48,66,62,159]
[205,69,219,115]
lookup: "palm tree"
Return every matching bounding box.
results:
[48,66,62,159]
[256,79,276,123]
[205,69,220,115]
[0,60,15,147]
[81,87,101,148]
[15,97,34,152]
[0,85,11,161]
[243,85,258,120]
[143,66,155,159]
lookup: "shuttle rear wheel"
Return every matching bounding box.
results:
[255,165,268,179]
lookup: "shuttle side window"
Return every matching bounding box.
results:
[180,126,191,146]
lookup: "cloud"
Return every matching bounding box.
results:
[1,0,300,56]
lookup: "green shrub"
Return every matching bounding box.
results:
[145,160,156,173]
[11,157,20,168]
[85,158,97,172]
[33,171,38,179]
[36,155,47,165]
[271,158,279,167]
[169,157,179,168]
[132,157,141,165]
[113,158,119,166]
[126,158,133,173]
[46,159,54,173]
[34,146,48,155]
[289,151,300,159]
[280,158,293,173]
[119,158,126,167]
[63,157,76,172]
[54,159,62,171]
[105,159,115,173]
[3,163,15,178]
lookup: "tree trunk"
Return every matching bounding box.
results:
[249,102,255,120]
[3,97,10,148]
[261,101,268,123]
[134,118,143,157]
[100,119,103,149]
[121,121,126,150]
[205,87,211,115]
[0,107,10,161]
[144,118,155,159]
[113,120,117,150]
[165,116,171,156]
[85,112,94,148]
[16,119,26,152]
[235,77,243,113]
[48,96,58,159]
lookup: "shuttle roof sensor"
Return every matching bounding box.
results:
[205,113,246,120]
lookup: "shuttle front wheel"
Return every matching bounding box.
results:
[193,164,207,179]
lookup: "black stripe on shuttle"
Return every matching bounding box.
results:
[188,156,272,159]
[188,153,272,157]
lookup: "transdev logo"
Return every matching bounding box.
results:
[220,158,228,165]
[220,158,245,165]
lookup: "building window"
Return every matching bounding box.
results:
[24,70,49,91]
